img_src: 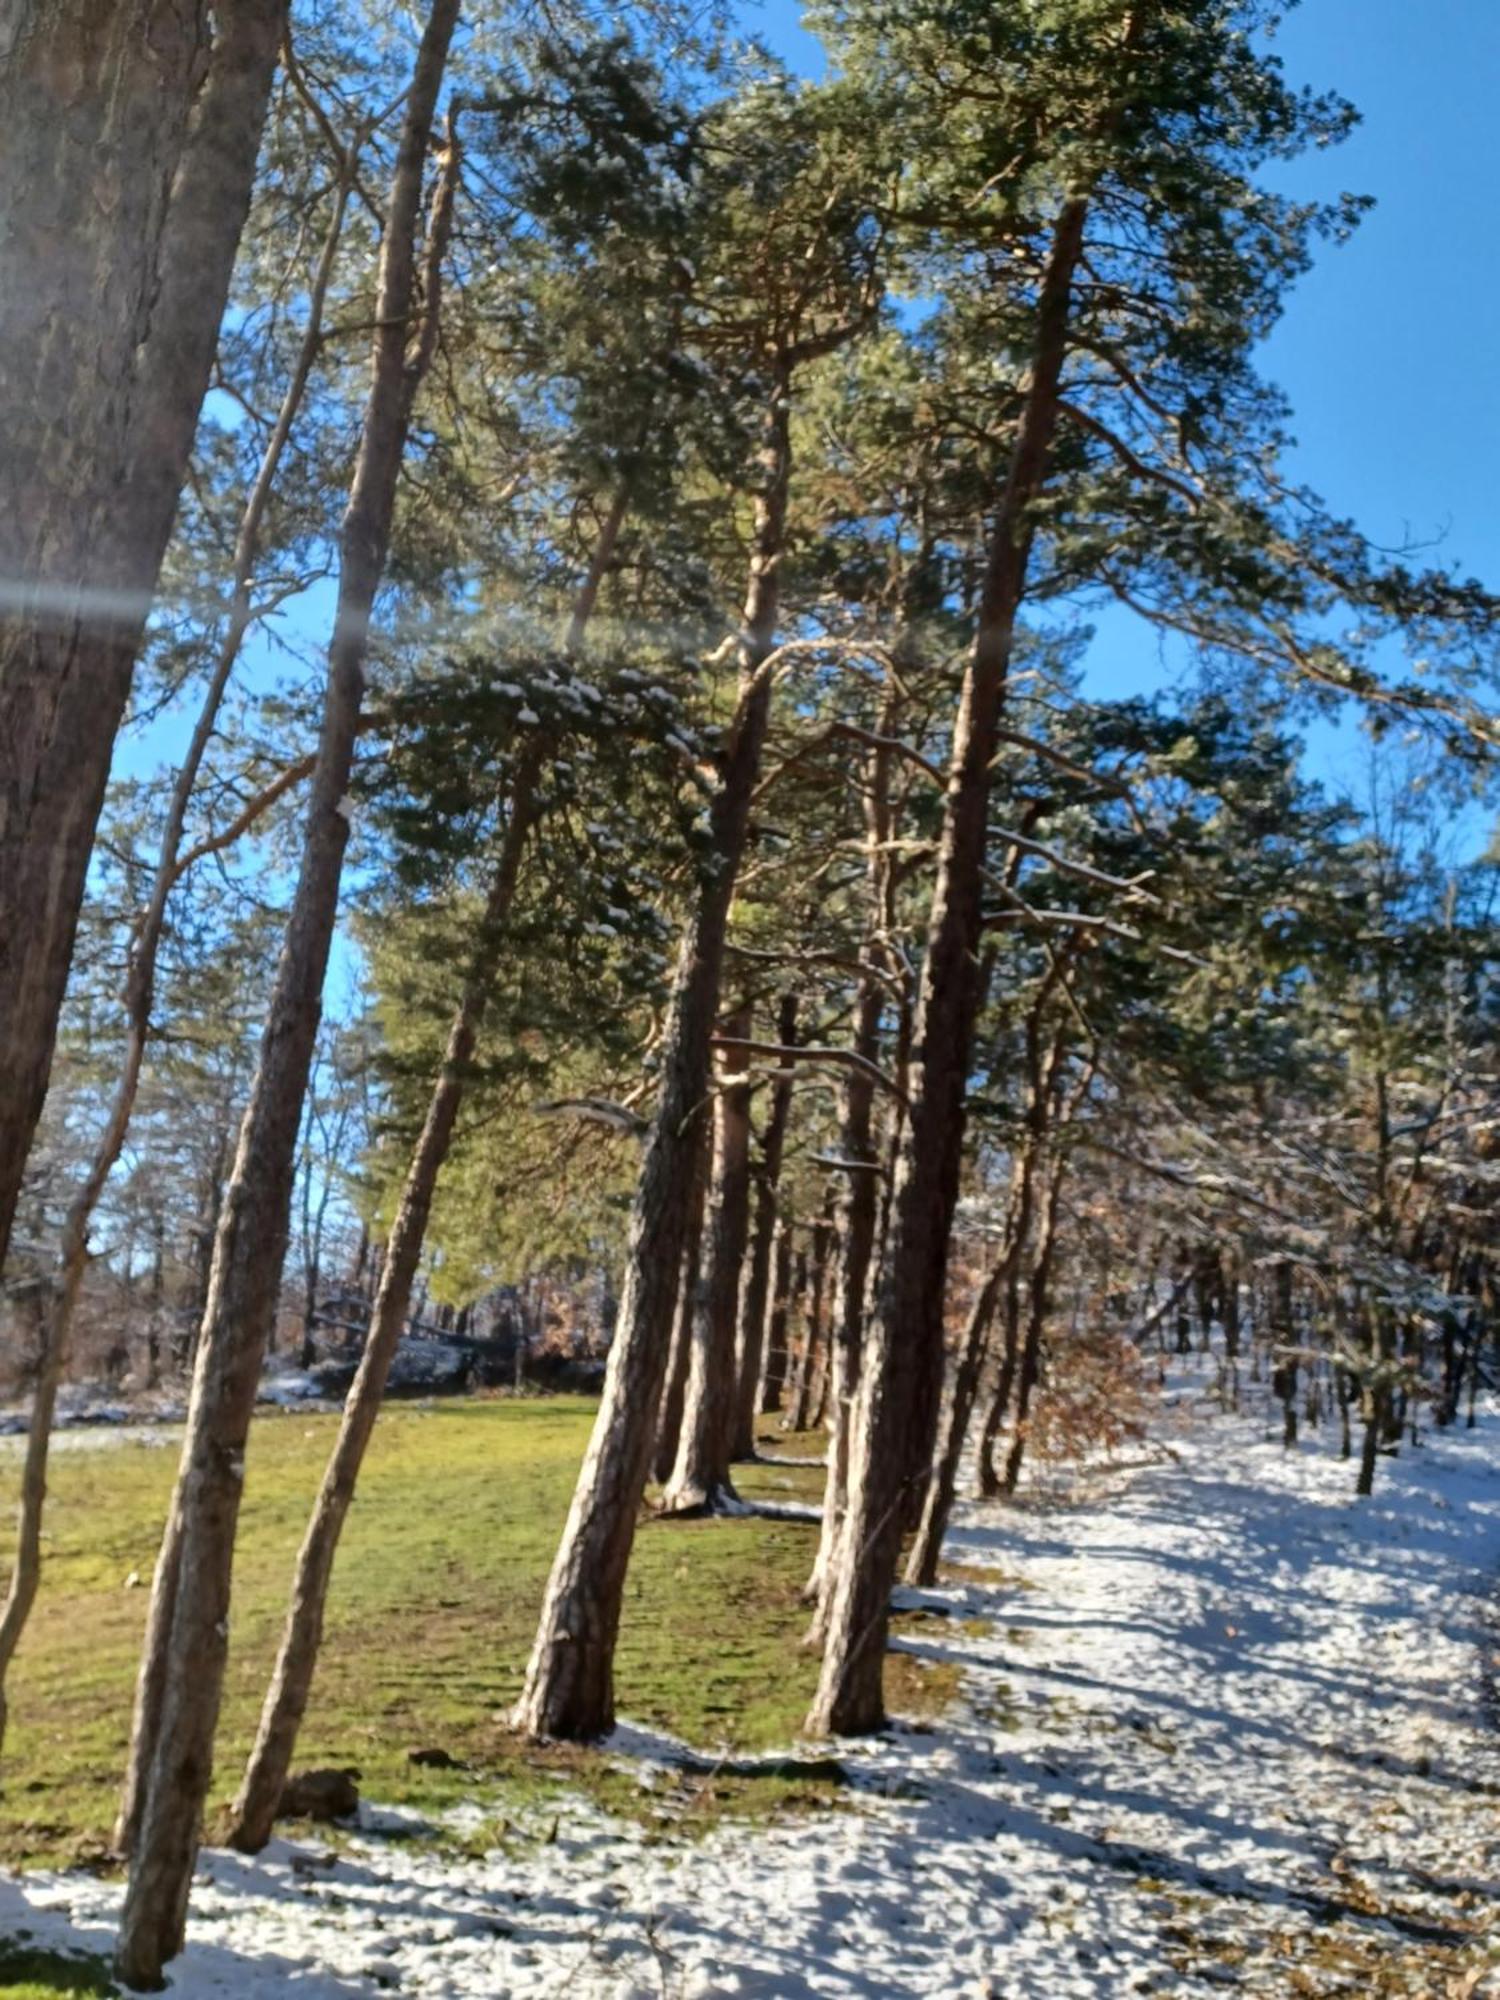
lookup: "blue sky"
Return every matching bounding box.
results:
[119,1,1499,831]
[751,0,1500,813]
[747,0,1500,583]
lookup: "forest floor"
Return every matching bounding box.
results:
[3,1367,1500,1996]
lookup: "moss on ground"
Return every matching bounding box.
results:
[0,1400,961,1869]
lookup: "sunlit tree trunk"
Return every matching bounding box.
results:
[0,0,287,1283]
[114,11,460,1980]
[788,1208,834,1435]
[511,370,791,1741]
[807,199,1090,1736]
[226,739,543,1853]
[730,992,800,1460]
[661,1004,755,1513]
[653,1130,709,1486]
[758,1218,795,1415]
[904,1263,1004,1589]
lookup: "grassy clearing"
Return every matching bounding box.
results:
[0,1398,960,1869]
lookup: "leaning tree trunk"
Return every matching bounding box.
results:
[729,992,800,1461]
[0,171,345,1759]
[114,12,460,1983]
[661,1005,755,1514]
[807,199,1090,1738]
[226,744,543,1853]
[511,371,791,1743]
[0,0,287,1282]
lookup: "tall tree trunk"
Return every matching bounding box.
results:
[904,1263,1005,1589]
[511,371,791,1743]
[225,743,542,1854]
[789,1212,833,1435]
[660,1004,754,1513]
[652,1130,709,1487]
[0,0,287,1284]
[804,1073,881,1616]
[758,1218,795,1415]
[1271,1260,1298,1450]
[807,199,1091,1737]
[0,170,342,1756]
[1000,1157,1068,1498]
[805,724,893,1620]
[779,1245,812,1426]
[220,261,630,1863]
[729,992,800,1461]
[114,13,460,1981]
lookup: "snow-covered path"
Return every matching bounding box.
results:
[8,1389,1500,1996]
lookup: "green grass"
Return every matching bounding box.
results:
[0,1399,958,1868]
[0,1936,117,1996]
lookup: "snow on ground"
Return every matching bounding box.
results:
[7,1374,1500,1996]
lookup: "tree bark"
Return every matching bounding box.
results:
[806,198,1090,1738]
[1270,1260,1298,1450]
[1000,1153,1068,1497]
[758,1218,795,1415]
[904,1264,1005,1589]
[729,992,800,1461]
[0,0,343,1783]
[789,1211,834,1435]
[0,0,288,1286]
[511,372,791,1742]
[114,12,460,1981]
[652,1128,710,1487]
[805,1074,881,1608]
[660,1005,755,1513]
[805,723,897,1620]
[225,742,542,1853]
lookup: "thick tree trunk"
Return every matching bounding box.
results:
[804,1049,881,1614]
[0,0,341,1779]
[661,1005,755,1513]
[729,992,800,1461]
[511,375,790,1742]
[114,13,460,1982]
[225,747,542,1854]
[806,729,895,1620]
[807,200,1089,1738]
[0,0,287,1284]
[652,1135,709,1487]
